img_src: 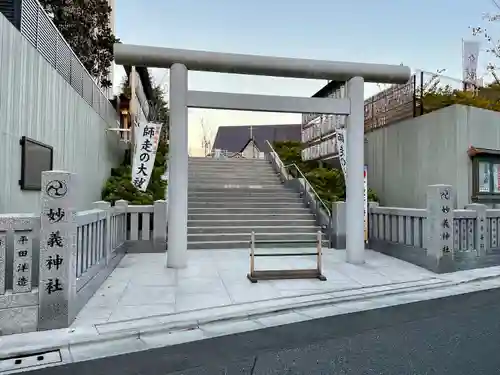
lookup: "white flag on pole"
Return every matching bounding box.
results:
[462,40,480,85]
[131,122,162,192]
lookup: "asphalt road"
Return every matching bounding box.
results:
[25,287,500,375]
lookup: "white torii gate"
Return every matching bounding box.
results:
[114,43,411,269]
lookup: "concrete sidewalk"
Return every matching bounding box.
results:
[72,249,437,325]
[2,249,500,373]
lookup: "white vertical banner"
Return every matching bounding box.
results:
[132,122,162,191]
[364,165,368,243]
[131,123,140,174]
[462,40,480,87]
[336,128,347,179]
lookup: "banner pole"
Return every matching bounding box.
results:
[130,66,137,163]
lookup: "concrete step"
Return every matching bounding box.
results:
[188,232,321,243]
[189,183,284,190]
[189,165,275,172]
[188,189,296,196]
[189,161,274,167]
[188,193,302,204]
[188,187,291,194]
[188,202,305,208]
[189,184,284,190]
[188,219,317,227]
[188,171,278,177]
[189,166,274,173]
[188,196,300,203]
[189,158,270,164]
[189,179,282,186]
[187,239,329,250]
[188,173,280,180]
[188,213,315,221]
[189,171,276,178]
[188,200,303,206]
[189,163,274,169]
[188,165,273,171]
[189,176,280,183]
[188,225,320,234]
[188,207,311,215]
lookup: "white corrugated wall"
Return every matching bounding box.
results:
[0,13,124,213]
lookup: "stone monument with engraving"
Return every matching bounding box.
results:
[38,171,78,330]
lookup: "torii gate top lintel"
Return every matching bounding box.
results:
[114,43,411,84]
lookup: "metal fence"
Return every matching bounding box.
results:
[413,70,494,115]
[303,70,489,133]
[14,0,119,125]
[300,68,497,134]
[364,70,500,132]
[364,76,417,132]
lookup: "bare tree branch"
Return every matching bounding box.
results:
[469,0,500,83]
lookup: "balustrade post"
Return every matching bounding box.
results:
[115,200,129,244]
[368,202,379,241]
[465,203,488,256]
[38,170,78,330]
[426,184,455,262]
[153,200,167,252]
[93,201,111,264]
[331,201,346,249]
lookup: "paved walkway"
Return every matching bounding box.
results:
[72,248,436,326]
[4,248,500,372]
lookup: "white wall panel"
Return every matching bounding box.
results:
[0,14,123,213]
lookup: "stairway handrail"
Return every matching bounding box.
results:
[264,140,331,218]
[264,140,286,175]
[283,163,331,218]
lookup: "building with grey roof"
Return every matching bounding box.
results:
[211,123,301,157]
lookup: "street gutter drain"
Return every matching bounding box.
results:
[0,350,62,372]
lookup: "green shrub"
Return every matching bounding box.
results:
[420,79,500,115]
[273,141,380,205]
[101,140,168,205]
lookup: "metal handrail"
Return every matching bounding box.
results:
[264,140,331,218]
[283,163,331,218]
[264,141,283,166]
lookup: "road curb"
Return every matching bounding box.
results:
[0,279,450,359]
[1,272,500,365]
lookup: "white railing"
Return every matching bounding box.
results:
[127,205,154,240]
[369,206,427,248]
[0,200,167,295]
[331,185,500,258]
[453,209,477,252]
[0,199,167,334]
[76,209,107,279]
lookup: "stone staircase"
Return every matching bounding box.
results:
[188,157,326,249]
